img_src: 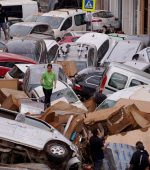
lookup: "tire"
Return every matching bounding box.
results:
[44,141,71,163]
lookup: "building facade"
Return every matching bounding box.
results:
[96,0,150,35]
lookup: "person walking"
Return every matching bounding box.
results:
[0,4,8,40]
[41,64,56,109]
[89,129,106,170]
[85,11,92,31]
[129,141,150,170]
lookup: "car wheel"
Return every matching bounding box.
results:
[44,141,71,163]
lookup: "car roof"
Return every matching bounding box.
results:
[42,9,85,17]
[77,32,109,50]
[11,22,49,27]
[109,62,150,79]
[124,61,150,71]
[78,67,105,75]
[7,38,43,45]
[107,85,150,101]
[0,52,36,63]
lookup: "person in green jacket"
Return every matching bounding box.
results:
[41,64,56,109]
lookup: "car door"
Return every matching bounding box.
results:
[74,13,86,31]
[104,72,128,95]
[60,17,73,37]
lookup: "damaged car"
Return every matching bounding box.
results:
[0,107,81,169]
[55,42,98,72]
[23,64,87,111]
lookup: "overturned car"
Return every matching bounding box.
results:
[0,108,81,170]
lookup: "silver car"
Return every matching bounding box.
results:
[0,108,81,169]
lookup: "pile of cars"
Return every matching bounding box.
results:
[0,1,150,169]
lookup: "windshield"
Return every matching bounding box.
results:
[10,25,32,37]
[7,42,37,61]
[96,99,116,110]
[51,88,78,103]
[37,16,64,29]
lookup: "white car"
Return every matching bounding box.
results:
[76,32,114,64]
[55,42,98,72]
[97,85,150,110]
[91,10,120,31]
[44,40,59,61]
[23,64,86,111]
[36,9,86,40]
[0,107,81,169]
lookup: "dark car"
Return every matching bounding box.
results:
[5,38,48,63]
[73,67,106,100]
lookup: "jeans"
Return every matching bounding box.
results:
[94,160,103,170]
[43,88,52,108]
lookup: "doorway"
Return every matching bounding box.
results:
[144,0,148,33]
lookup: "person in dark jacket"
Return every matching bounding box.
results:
[0,4,8,40]
[89,129,105,170]
[129,141,149,170]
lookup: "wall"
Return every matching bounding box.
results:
[109,0,119,17]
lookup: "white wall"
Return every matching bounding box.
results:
[122,0,134,34]
[109,0,119,17]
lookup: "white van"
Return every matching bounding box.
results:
[36,9,86,40]
[97,85,150,110]
[76,32,114,65]
[1,0,38,20]
[99,62,150,95]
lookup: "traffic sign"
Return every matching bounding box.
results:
[82,0,96,12]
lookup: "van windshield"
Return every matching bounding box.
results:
[37,16,64,29]
[96,99,116,110]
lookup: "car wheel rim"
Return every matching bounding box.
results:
[50,145,65,156]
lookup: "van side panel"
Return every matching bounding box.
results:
[22,4,38,20]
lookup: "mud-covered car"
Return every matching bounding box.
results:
[0,108,81,170]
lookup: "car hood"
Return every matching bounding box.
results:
[32,86,87,111]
